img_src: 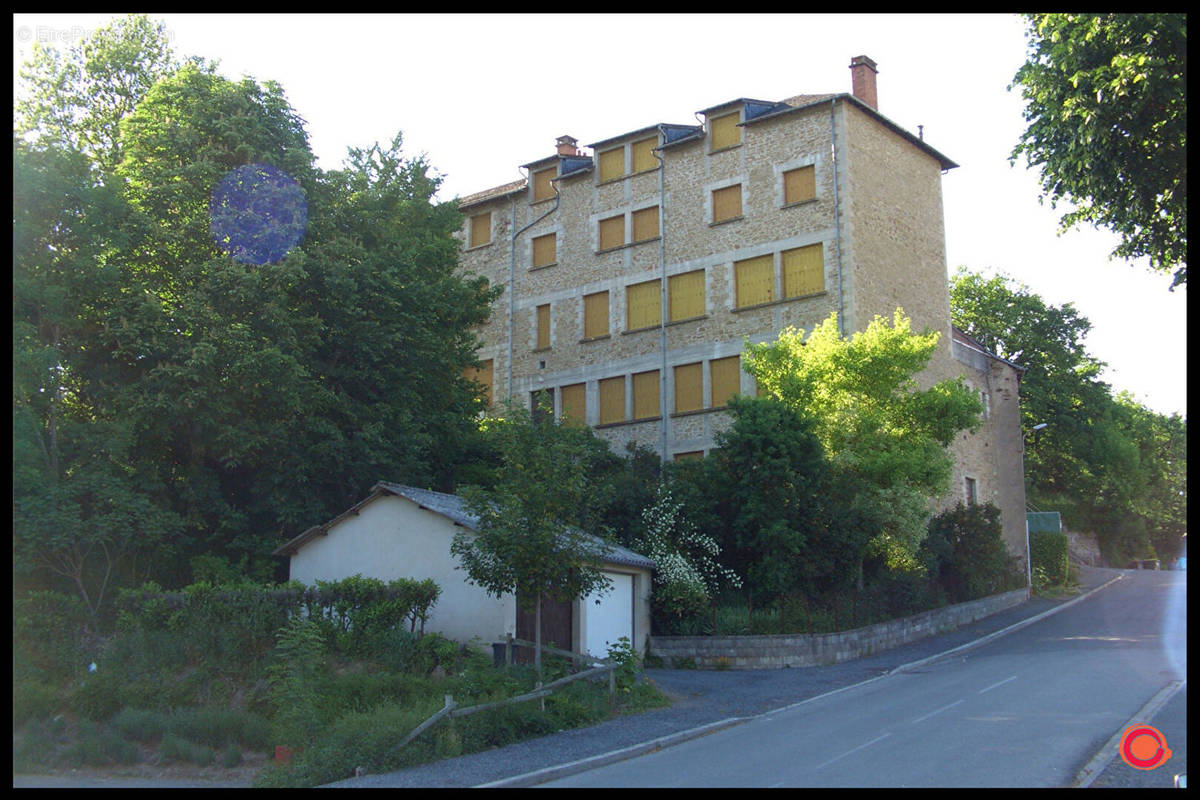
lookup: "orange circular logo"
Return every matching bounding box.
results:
[1118,725,1172,770]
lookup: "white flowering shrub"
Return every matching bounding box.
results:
[637,485,740,627]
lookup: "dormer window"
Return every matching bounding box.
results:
[709,111,741,151]
[531,166,556,203]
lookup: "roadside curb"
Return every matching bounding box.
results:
[888,573,1125,676]
[1071,679,1186,788]
[478,576,1124,787]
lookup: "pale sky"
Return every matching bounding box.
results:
[13,13,1187,418]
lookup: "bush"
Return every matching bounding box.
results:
[64,720,139,767]
[112,708,169,743]
[167,708,272,751]
[13,679,63,726]
[13,590,92,681]
[158,732,214,766]
[924,503,1022,602]
[69,669,125,721]
[1031,530,1070,586]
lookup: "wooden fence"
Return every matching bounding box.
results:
[392,636,617,756]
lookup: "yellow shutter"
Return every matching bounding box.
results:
[464,359,494,407]
[632,370,660,420]
[535,304,550,350]
[531,233,556,267]
[710,111,741,150]
[560,383,586,426]
[583,291,609,339]
[782,244,824,298]
[668,270,705,322]
[625,279,661,330]
[674,451,703,461]
[532,167,555,202]
[710,356,741,408]
[631,137,657,173]
[598,376,625,424]
[598,148,624,182]
[784,165,816,205]
[734,255,775,307]
[674,362,703,413]
[598,215,625,250]
[712,184,742,223]
[632,206,659,242]
[470,213,491,247]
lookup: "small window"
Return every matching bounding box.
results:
[560,383,586,426]
[531,233,556,268]
[583,291,610,339]
[535,304,550,350]
[464,359,494,407]
[632,206,660,243]
[734,254,774,308]
[712,184,742,224]
[469,213,491,247]
[632,370,660,421]
[674,451,704,462]
[598,215,625,251]
[783,165,816,205]
[626,279,661,331]
[674,362,703,414]
[709,111,741,151]
[965,477,978,506]
[710,356,741,408]
[598,376,626,425]
[668,270,705,322]
[631,137,658,173]
[532,167,556,203]
[782,244,824,298]
[597,148,625,182]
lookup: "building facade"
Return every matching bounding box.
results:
[456,56,1029,567]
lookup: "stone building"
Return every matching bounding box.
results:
[456,56,1030,568]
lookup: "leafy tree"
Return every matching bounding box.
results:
[744,311,982,584]
[451,403,612,678]
[1010,13,1187,288]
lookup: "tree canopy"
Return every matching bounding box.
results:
[13,15,499,612]
[1010,13,1187,288]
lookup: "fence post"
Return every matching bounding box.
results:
[505,632,512,667]
[537,680,544,713]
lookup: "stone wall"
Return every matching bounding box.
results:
[648,587,1029,670]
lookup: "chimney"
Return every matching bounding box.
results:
[849,55,878,110]
[555,135,580,157]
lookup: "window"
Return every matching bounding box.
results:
[464,359,494,407]
[597,148,624,182]
[782,244,824,298]
[783,165,816,205]
[965,477,978,506]
[712,184,742,223]
[531,233,556,268]
[632,370,660,420]
[734,254,774,308]
[583,291,609,339]
[626,279,661,330]
[674,362,703,414]
[674,451,703,461]
[469,213,491,247]
[560,383,586,426]
[631,206,660,242]
[668,270,705,322]
[598,215,625,251]
[710,111,740,150]
[631,137,658,173]
[535,304,550,350]
[532,167,555,202]
[598,376,625,425]
[710,356,741,408]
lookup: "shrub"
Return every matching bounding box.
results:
[1031,530,1070,586]
[112,708,169,743]
[69,669,125,721]
[925,503,1022,602]
[13,590,92,681]
[167,708,272,751]
[13,679,63,726]
[158,732,214,766]
[64,720,139,767]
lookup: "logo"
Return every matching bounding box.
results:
[1118,724,1172,770]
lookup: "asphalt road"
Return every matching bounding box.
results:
[542,569,1186,787]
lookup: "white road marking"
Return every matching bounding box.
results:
[910,699,964,724]
[814,732,892,770]
[978,675,1018,694]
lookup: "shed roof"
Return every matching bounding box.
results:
[273,482,655,571]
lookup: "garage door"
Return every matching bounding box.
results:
[585,572,633,661]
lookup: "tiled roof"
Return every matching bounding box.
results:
[457,179,526,210]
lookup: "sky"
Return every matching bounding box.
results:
[13,13,1187,418]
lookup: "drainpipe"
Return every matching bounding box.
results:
[507,170,561,401]
[654,126,669,463]
[829,98,845,337]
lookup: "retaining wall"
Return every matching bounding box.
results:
[648,587,1030,669]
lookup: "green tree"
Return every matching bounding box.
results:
[744,311,982,585]
[451,403,612,678]
[1010,13,1187,288]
